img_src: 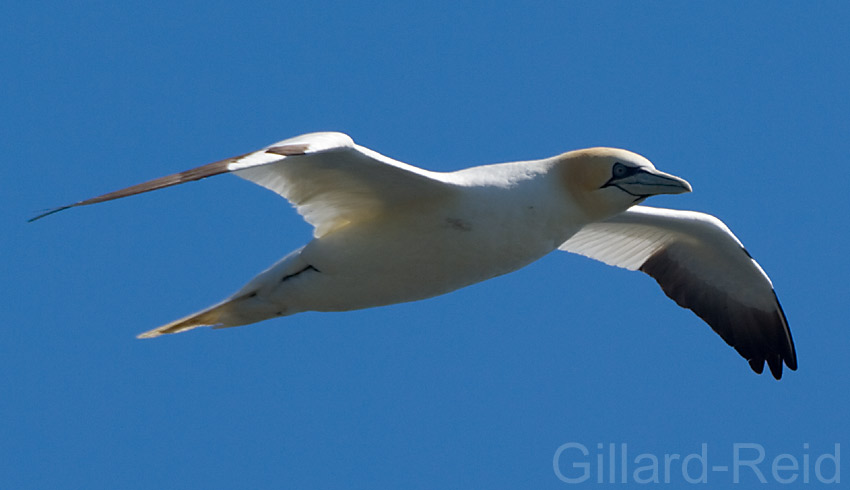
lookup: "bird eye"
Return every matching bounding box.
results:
[613,162,629,178]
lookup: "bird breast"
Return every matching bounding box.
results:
[293,174,582,309]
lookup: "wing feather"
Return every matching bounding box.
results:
[559,205,796,379]
[30,132,454,237]
[233,133,453,236]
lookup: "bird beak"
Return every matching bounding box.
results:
[604,168,692,198]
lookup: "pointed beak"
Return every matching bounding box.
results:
[605,168,692,198]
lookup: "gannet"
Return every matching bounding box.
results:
[31,132,797,378]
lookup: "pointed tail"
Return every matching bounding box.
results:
[137,298,242,339]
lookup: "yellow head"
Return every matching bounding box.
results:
[559,147,692,221]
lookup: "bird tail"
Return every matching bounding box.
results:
[136,298,244,339]
[136,248,310,339]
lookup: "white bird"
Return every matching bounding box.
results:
[31,132,796,379]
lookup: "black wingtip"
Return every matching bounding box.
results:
[767,354,783,380]
[749,355,793,380]
[748,358,765,375]
[28,205,74,222]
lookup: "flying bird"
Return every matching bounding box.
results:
[31,132,796,378]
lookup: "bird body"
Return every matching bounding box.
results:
[236,158,579,315]
[32,132,797,378]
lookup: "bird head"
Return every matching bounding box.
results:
[559,147,692,221]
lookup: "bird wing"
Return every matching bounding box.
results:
[558,205,796,379]
[30,132,453,237]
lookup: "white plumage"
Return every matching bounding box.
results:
[32,132,796,378]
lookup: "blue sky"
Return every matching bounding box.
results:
[3,2,848,488]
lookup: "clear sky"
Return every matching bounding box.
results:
[3,2,848,488]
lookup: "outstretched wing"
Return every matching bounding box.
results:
[558,205,796,379]
[30,132,453,237]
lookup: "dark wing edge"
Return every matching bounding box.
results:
[28,155,236,222]
[640,244,797,379]
[27,145,302,222]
